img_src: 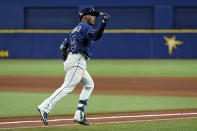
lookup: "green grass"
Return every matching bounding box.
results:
[1,118,197,131]
[0,60,64,76]
[89,59,197,77]
[0,59,197,77]
[0,92,197,118]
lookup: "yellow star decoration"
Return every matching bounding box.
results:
[164,36,183,55]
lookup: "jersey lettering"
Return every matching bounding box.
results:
[71,25,82,34]
[70,35,77,52]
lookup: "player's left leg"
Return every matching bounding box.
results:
[38,67,84,113]
[74,70,94,125]
[37,66,85,125]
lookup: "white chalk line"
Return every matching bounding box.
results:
[0,112,197,125]
[1,116,197,130]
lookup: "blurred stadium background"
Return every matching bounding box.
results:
[0,0,197,59]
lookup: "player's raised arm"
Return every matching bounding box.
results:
[89,12,111,41]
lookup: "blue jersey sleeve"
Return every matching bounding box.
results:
[87,26,94,35]
[85,24,94,40]
[80,22,106,41]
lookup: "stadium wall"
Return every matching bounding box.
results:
[0,0,197,59]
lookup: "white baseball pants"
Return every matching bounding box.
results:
[38,53,94,114]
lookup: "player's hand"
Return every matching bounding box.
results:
[60,43,66,51]
[100,12,111,24]
[60,37,69,51]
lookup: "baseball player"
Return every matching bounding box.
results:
[37,7,110,125]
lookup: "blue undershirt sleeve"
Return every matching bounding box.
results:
[88,23,107,41]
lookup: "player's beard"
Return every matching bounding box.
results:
[89,18,95,25]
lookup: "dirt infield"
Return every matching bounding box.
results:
[0,76,197,96]
[0,76,197,129]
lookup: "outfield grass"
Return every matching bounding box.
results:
[0,59,197,77]
[1,118,197,131]
[0,92,197,118]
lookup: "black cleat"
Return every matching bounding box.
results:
[37,108,48,125]
[79,115,89,125]
[74,115,89,125]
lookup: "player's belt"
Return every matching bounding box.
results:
[80,52,89,60]
[69,52,89,60]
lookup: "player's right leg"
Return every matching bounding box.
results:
[74,70,94,125]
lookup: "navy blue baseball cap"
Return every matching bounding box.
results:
[78,7,100,20]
